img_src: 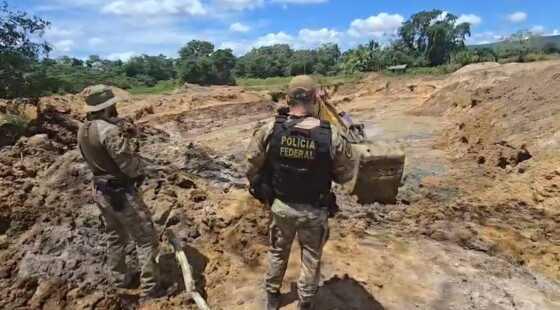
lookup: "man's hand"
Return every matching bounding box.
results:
[326,192,339,218]
[249,173,274,206]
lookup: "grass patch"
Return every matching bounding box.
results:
[128,80,178,95]
[0,113,28,130]
[236,76,292,92]
[497,53,559,64]
[317,73,365,86]
[384,64,462,76]
[236,73,364,92]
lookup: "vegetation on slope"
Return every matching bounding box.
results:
[1,2,558,99]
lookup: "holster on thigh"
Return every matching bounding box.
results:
[95,178,128,211]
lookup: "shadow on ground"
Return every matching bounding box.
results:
[281,275,384,310]
[158,244,209,298]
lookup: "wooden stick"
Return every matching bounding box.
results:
[175,250,211,310]
[166,230,211,310]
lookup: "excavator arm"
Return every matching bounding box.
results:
[317,99,366,144]
[316,88,405,204]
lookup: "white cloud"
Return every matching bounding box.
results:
[53,39,75,52]
[229,22,250,33]
[508,11,527,23]
[271,0,328,4]
[102,0,207,16]
[216,0,264,11]
[45,26,82,40]
[219,41,252,55]
[468,31,505,45]
[107,51,137,61]
[126,31,192,45]
[457,14,482,26]
[36,0,106,11]
[55,0,105,6]
[245,27,340,52]
[298,28,340,45]
[348,13,404,38]
[253,32,294,47]
[548,29,560,36]
[530,25,545,35]
[432,11,449,25]
[88,37,105,47]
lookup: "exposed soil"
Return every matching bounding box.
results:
[0,63,559,309]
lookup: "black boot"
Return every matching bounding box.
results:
[266,291,281,310]
[115,271,140,289]
[138,283,167,304]
[297,300,313,310]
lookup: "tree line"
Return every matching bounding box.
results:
[1,2,558,99]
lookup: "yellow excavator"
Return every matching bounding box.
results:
[316,88,405,204]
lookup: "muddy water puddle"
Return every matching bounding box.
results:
[355,98,454,204]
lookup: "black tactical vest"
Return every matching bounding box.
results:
[267,115,333,205]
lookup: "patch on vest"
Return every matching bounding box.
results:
[279,135,316,160]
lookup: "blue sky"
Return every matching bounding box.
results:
[8,0,557,60]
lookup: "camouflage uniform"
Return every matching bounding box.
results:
[78,85,160,295]
[246,117,356,304]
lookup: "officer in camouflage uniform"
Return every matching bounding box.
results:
[246,76,356,310]
[77,85,162,298]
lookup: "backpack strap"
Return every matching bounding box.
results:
[315,120,333,160]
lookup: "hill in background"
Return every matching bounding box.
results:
[471,35,560,51]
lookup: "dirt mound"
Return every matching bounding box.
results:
[406,60,560,281]
[452,62,501,75]
[1,66,560,309]
[413,69,510,116]
[0,139,115,308]
[0,89,276,308]
[0,95,84,149]
[444,63,560,154]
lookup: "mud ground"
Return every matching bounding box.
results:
[0,61,559,309]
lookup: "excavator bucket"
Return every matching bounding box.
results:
[317,97,405,204]
[350,143,405,204]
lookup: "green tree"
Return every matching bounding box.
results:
[177,40,215,84]
[543,42,559,54]
[288,49,316,76]
[177,40,236,85]
[124,54,175,83]
[0,1,51,98]
[85,54,101,68]
[426,23,452,65]
[210,48,236,84]
[453,50,478,66]
[235,44,294,78]
[473,48,497,62]
[398,10,471,65]
[509,30,534,61]
[177,57,212,85]
[315,43,341,75]
[341,41,387,73]
[179,40,214,59]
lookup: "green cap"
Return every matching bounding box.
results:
[287,75,318,105]
[83,85,118,112]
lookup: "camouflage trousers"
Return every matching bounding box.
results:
[265,199,329,303]
[93,183,160,294]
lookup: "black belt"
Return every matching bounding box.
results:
[275,193,329,208]
[93,175,133,189]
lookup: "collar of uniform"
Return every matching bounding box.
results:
[294,117,320,130]
[287,113,312,119]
